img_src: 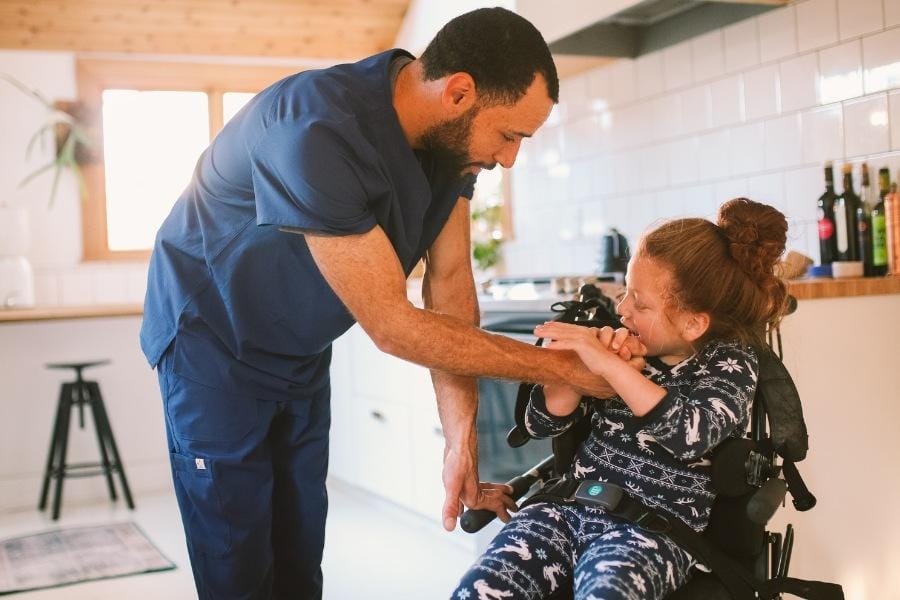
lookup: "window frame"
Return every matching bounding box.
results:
[76,59,301,261]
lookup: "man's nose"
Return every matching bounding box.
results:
[494,140,521,169]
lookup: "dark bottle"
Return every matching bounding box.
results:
[816,162,838,265]
[871,167,889,276]
[834,163,860,262]
[857,163,874,275]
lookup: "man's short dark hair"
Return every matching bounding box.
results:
[419,7,559,106]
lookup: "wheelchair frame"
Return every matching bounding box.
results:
[461,285,842,600]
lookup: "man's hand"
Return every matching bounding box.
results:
[442,443,516,530]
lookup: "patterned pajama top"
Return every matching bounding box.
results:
[526,340,758,531]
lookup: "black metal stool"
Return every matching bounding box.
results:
[38,360,135,520]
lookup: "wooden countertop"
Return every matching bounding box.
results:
[786,275,900,300]
[0,277,898,323]
[0,303,143,323]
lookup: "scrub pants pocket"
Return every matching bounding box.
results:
[160,368,262,560]
[170,451,232,558]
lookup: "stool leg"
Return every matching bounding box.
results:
[51,386,74,520]
[84,381,118,502]
[39,383,69,511]
[88,382,135,510]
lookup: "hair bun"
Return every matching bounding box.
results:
[717,198,787,285]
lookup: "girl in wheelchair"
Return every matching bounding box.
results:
[452,198,789,600]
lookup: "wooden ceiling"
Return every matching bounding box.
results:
[0,0,411,60]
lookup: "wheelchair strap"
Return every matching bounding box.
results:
[521,479,843,600]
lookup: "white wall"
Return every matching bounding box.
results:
[393,0,515,55]
[0,50,149,307]
[0,316,170,513]
[774,294,900,599]
[504,0,900,276]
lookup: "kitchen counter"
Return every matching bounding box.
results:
[1,275,898,324]
[0,303,143,323]
[786,275,900,300]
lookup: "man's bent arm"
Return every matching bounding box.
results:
[421,199,482,529]
[305,224,614,397]
[422,199,479,451]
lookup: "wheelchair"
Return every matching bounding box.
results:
[462,284,844,600]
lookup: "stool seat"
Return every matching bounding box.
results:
[46,360,110,371]
[39,359,134,520]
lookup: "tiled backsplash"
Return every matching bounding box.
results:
[33,262,149,307]
[503,0,900,277]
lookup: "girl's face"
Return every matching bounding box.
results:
[616,255,703,363]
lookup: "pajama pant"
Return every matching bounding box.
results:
[452,502,695,600]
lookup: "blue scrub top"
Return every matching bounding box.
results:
[140,50,475,400]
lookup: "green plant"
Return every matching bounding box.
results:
[470,203,503,272]
[1,73,91,207]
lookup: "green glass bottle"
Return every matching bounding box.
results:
[871,167,889,276]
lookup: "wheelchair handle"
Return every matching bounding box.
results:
[460,456,555,533]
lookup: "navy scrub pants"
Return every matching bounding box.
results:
[157,348,330,600]
[452,502,695,600]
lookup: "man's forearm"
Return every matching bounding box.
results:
[422,262,480,449]
[378,303,614,397]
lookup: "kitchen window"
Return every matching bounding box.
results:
[76,60,300,261]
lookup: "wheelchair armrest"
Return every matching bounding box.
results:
[460,455,556,533]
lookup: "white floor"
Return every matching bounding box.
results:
[0,480,479,599]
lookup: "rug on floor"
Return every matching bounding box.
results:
[0,521,175,595]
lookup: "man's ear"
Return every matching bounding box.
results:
[681,312,710,343]
[441,72,477,113]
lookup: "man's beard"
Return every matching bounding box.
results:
[419,107,481,178]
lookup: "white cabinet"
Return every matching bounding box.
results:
[354,394,413,508]
[329,324,446,523]
[328,330,357,484]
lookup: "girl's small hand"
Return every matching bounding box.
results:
[534,322,616,374]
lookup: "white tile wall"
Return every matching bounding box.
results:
[862,27,900,93]
[843,94,891,156]
[891,91,900,149]
[837,0,884,40]
[779,53,820,112]
[796,0,839,52]
[801,103,844,163]
[887,0,900,27]
[636,52,665,99]
[743,65,781,119]
[818,40,864,103]
[698,129,732,181]
[724,18,761,73]
[504,0,900,274]
[759,5,798,62]
[691,30,726,83]
[765,114,804,169]
[663,41,693,91]
[709,76,745,127]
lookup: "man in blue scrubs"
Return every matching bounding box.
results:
[142,7,641,599]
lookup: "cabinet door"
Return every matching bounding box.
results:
[354,395,414,509]
[328,332,356,483]
[410,396,446,522]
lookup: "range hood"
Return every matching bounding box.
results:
[522,0,786,59]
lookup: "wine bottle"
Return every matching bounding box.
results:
[871,167,889,276]
[834,164,860,262]
[816,162,838,266]
[886,181,900,275]
[857,163,874,275]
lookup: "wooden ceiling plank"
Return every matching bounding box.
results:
[0,28,386,58]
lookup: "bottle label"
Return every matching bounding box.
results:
[835,208,848,253]
[818,217,834,240]
[873,214,887,266]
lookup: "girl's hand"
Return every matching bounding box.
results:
[534,322,619,375]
